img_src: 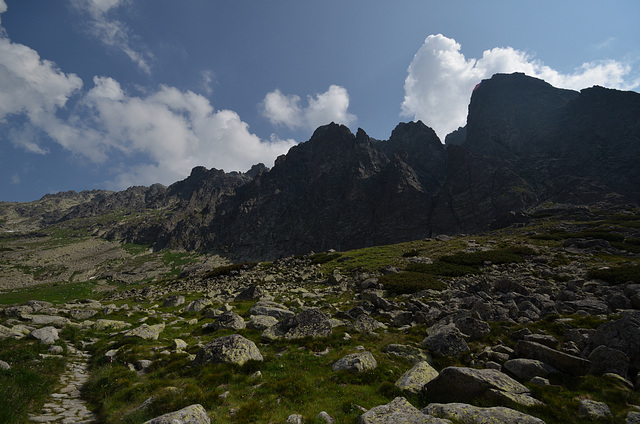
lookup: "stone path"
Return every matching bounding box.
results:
[28,346,96,424]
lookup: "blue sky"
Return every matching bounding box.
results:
[1,0,639,202]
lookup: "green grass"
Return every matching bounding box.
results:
[121,243,150,255]
[0,280,98,305]
[0,339,67,424]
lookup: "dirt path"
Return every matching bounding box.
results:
[28,346,96,424]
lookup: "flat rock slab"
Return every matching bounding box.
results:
[332,351,377,373]
[424,402,546,424]
[396,361,439,394]
[359,397,451,424]
[515,340,590,375]
[125,323,166,340]
[144,404,210,424]
[425,367,541,406]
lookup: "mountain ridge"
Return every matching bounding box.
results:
[2,72,639,261]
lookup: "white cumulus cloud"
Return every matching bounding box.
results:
[68,77,297,188]
[0,32,83,154]
[0,2,295,190]
[262,85,356,130]
[401,34,640,141]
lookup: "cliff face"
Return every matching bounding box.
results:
[6,72,638,261]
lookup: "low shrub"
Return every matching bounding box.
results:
[309,252,342,264]
[440,246,536,268]
[379,271,446,294]
[405,261,478,277]
[588,264,640,285]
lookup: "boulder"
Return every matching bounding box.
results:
[587,314,640,368]
[425,367,541,407]
[332,351,377,373]
[0,324,25,339]
[193,334,263,366]
[69,309,98,320]
[248,301,295,319]
[163,295,186,307]
[424,403,545,424]
[248,315,278,330]
[143,403,210,424]
[503,358,559,380]
[173,339,188,350]
[351,314,387,333]
[515,340,590,375]
[0,360,10,370]
[578,399,612,419]
[28,326,59,344]
[23,314,70,327]
[262,308,331,340]
[93,319,132,331]
[383,344,432,364]
[125,323,166,340]
[359,397,450,424]
[422,323,469,357]
[213,311,246,330]
[395,361,439,394]
[235,285,265,301]
[588,345,629,377]
[184,298,212,313]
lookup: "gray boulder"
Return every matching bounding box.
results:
[69,309,98,320]
[184,298,212,313]
[193,334,263,366]
[395,361,439,394]
[248,315,278,330]
[125,323,165,340]
[248,301,294,319]
[588,345,629,377]
[262,308,331,340]
[235,285,265,301]
[23,314,70,327]
[424,403,545,424]
[212,311,246,330]
[384,344,432,364]
[359,397,450,424]
[0,324,25,339]
[163,295,186,307]
[425,367,541,406]
[588,314,640,368]
[351,314,387,333]
[143,403,210,424]
[515,340,590,375]
[28,326,59,344]
[0,360,10,370]
[422,323,469,357]
[578,399,612,419]
[503,358,559,380]
[332,351,377,373]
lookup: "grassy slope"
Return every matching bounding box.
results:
[0,206,639,423]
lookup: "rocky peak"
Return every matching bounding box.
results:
[465,72,579,158]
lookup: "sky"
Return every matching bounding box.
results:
[1,1,639,202]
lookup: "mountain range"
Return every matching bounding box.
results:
[2,72,639,261]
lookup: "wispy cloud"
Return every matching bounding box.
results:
[69,0,153,74]
[402,34,640,140]
[262,85,356,130]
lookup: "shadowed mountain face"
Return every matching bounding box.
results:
[3,73,639,261]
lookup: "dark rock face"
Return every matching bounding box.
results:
[14,72,638,261]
